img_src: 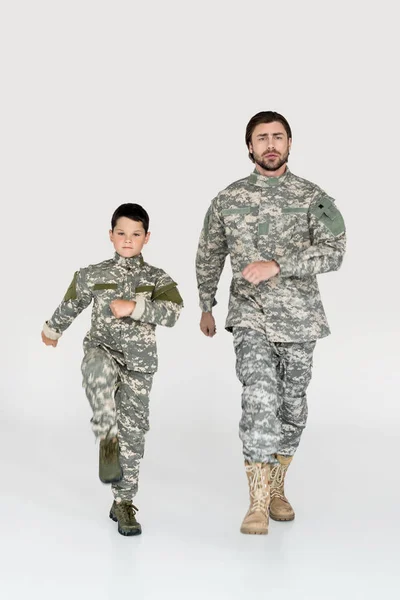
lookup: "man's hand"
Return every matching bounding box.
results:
[41,331,58,347]
[110,299,136,318]
[242,260,280,285]
[200,311,217,337]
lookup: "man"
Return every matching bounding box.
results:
[196,111,346,535]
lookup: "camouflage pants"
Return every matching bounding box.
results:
[81,346,153,501]
[233,328,316,463]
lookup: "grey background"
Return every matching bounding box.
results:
[0,1,399,599]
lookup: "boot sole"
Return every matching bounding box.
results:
[269,513,295,522]
[100,473,124,484]
[240,527,268,535]
[109,511,142,536]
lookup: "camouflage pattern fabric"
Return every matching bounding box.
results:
[233,328,316,462]
[81,346,153,501]
[196,168,346,342]
[45,252,183,373]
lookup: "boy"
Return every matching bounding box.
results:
[42,203,183,536]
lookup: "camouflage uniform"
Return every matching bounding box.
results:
[44,252,183,501]
[196,168,345,462]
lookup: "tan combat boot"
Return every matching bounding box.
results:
[240,462,271,535]
[269,455,295,521]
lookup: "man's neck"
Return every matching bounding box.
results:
[255,163,287,178]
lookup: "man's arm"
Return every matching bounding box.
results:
[42,269,93,343]
[196,197,229,313]
[276,194,346,278]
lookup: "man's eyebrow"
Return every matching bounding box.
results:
[257,132,284,138]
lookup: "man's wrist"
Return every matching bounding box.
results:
[272,259,281,274]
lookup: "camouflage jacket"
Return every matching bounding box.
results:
[43,253,183,373]
[196,168,346,342]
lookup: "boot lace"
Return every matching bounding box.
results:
[246,463,270,513]
[270,463,288,501]
[119,502,139,523]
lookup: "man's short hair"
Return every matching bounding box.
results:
[245,111,292,162]
[111,203,150,233]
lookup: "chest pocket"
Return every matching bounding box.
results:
[135,285,155,302]
[91,283,119,306]
[91,283,119,297]
[221,206,259,241]
[222,206,260,255]
[92,283,118,291]
[279,207,309,236]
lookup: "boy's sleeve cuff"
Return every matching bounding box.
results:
[43,321,62,340]
[130,296,146,320]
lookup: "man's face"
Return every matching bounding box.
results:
[249,122,291,173]
[109,217,150,258]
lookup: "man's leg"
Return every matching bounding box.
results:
[277,341,316,456]
[233,328,280,534]
[270,340,316,521]
[110,369,153,536]
[234,328,281,463]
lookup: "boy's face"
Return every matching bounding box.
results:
[109,217,150,258]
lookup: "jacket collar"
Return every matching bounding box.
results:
[247,166,291,188]
[113,252,144,270]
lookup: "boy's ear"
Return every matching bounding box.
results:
[109,229,113,242]
[144,231,151,245]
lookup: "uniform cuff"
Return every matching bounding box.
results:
[130,296,146,320]
[273,257,292,278]
[43,321,62,340]
[200,298,217,312]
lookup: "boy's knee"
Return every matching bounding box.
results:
[82,347,114,374]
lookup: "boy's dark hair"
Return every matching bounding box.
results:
[111,203,150,233]
[245,111,292,162]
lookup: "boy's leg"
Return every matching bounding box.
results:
[110,369,153,536]
[111,369,153,503]
[81,346,119,440]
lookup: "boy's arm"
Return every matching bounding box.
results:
[130,275,183,328]
[275,194,346,278]
[196,196,228,312]
[42,269,93,341]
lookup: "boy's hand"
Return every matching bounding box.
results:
[242,260,280,285]
[200,312,216,337]
[41,331,58,347]
[110,299,136,318]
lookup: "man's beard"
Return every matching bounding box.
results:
[253,149,289,172]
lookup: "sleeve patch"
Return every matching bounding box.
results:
[63,272,78,301]
[311,197,345,236]
[152,282,183,305]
